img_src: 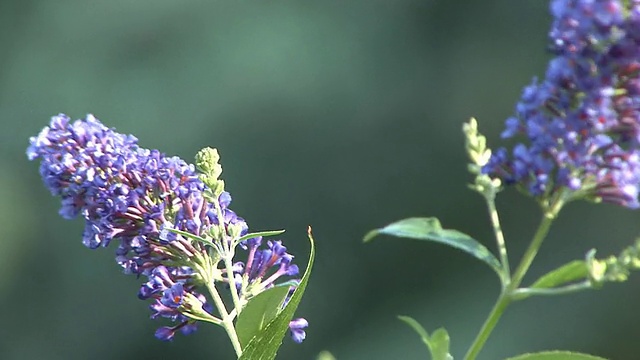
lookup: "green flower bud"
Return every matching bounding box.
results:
[195,147,225,196]
[463,118,501,197]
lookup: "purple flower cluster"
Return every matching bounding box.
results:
[483,0,640,208]
[141,266,205,341]
[27,114,306,342]
[240,237,300,289]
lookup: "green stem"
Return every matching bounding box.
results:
[463,293,511,360]
[224,250,243,314]
[510,214,555,287]
[463,212,557,360]
[205,263,243,358]
[485,196,510,285]
[213,199,243,316]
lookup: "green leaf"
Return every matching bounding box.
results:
[167,228,286,249]
[398,315,431,349]
[238,228,316,360]
[236,230,286,244]
[429,328,453,360]
[364,217,501,276]
[235,286,291,347]
[397,316,452,360]
[273,279,301,288]
[316,351,337,360]
[164,227,215,247]
[505,351,608,360]
[530,260,589,289]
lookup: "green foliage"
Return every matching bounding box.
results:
[316,351,337,360]
[238,229,315,360]
[530,261,588,289]
[364,217,501,276]
[235,286,291,347]
[398,316,453,360]
[504,351,607,360]
[164,227,215,247]
[236,230,286,244]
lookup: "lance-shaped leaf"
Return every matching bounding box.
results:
[236,230,286,244]
[364,217,501,276]
[530,260,589,289]
[164,227,215,247]
[235,286,291,347]
[504,351,607,360]
[238,227,315,360]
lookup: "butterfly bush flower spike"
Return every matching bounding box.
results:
[483,0,640,210]
[27,114,308,352]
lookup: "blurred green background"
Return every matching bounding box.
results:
[3,0,640,359]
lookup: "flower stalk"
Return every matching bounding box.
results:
[27,115,308,354]
[464,211,557,360]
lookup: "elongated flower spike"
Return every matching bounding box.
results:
[27,114,307,345]
[464,118,502,197]
[483,0,640,210]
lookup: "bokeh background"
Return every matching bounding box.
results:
[3,1,640,359]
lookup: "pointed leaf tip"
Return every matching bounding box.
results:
[429,328,453,360]
[364,217,501,276]
[238,229,315,360]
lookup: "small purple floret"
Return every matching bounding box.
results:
[289,318,309,343]
[161,283,185,309]
[155,326,176,341]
